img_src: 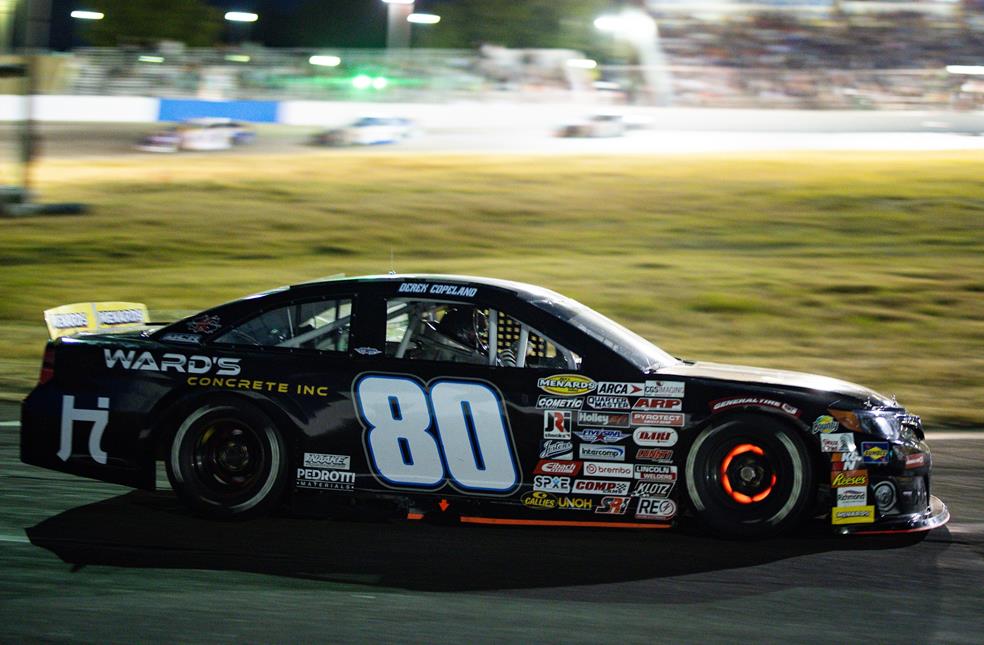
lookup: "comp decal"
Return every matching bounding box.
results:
[354,374,520,495]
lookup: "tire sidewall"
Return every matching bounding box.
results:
[685,413,814,538]
[166,400,288,519]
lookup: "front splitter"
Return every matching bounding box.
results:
[837,495,949,536]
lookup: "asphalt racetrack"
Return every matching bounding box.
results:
[1,399,983,644]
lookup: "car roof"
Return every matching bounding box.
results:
[291,273,559,300]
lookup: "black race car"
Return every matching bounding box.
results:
[21,275,949,537]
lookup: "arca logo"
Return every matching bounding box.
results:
[104,349,241,376]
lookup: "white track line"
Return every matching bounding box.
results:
[0,421,20,427]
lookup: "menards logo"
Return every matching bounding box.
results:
[537,374,596,397]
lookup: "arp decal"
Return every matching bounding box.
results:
[59,395,109,464]
[355,375,520,494]
[633,398,682,412]
[537,374,596,397]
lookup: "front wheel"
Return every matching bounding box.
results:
[166,401,288,519]
[685,414,814,538]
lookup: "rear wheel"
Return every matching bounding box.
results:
[166,401,288,519]
[685,414,814,538]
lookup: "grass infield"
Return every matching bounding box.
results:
[1,151,982,425]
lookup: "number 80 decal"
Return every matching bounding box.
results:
[354,375,520,494]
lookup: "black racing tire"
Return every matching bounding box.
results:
[166,401,289,520]
[685,413,814,538]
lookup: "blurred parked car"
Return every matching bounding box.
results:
[137,118,256,153]
[557,114,626,138]
[311,117,416,146]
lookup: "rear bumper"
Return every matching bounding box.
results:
[838,494,949,535]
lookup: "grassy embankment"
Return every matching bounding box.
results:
[1,152,982,425]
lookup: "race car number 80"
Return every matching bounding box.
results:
[355,375,520,493]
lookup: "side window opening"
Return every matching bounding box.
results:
[385,298,580,370]
[215,298,352,351]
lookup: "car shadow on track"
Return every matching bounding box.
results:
[26,490,933,593]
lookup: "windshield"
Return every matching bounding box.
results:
[522,289,679,371]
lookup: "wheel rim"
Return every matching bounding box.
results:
[191,417,267,498]
[718,443,777,504]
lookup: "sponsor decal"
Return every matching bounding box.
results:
[633,427,678,447]
[636,497,677,520]
[577,411,629,428]
[710,396,800,417]
[539,440,573,460]
[831,505,875,525]
[635,464,677,482]
[820,433,855,453]
[533,475,571,494]
[295,468,355,490]
[105,349,241,376]
[543,410,572,440]
[303,453,350,470]
[587,395,631,411]
[522,491,557,510]
[557,496,593,511]
[579,444,626,461]
[535,396,583,410]
[186,376,330,397]
[161,333,201,344]
[636,448,673,462]
[831,469,869,488]
[812,415,840,434]
[644,380,685,397]
[574,428,629,443]
[50,311,89,329]
[538,374,597,397]
[534,460,582,476]
[572,479,631,496]
[58,395,109,464]
[836,486,868,507]
[354,346,382,356]
[583,462,634,478]
[45,302,149,339]
[98,308,144,325]
[633,481,675,497]
[832,451,862,471]
[905,453,927,469]
[397,282,478,298]
[633,398,683,412]
[862,442,890,464]
[631,412,684,427]
[595,496,631,515]
[596,382,644,396]
[187,314,222,334]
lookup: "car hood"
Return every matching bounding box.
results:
[655,360,891,404]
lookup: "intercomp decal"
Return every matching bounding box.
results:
[354,374,520,495]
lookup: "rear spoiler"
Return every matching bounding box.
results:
[44,302,150,340]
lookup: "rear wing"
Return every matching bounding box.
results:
[44,302,150,339]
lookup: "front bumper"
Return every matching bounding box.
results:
[838,494,949,535]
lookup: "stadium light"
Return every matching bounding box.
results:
[225,54,251,63]
[566,58,597,69]
[138,55,164,63]
[407,13,440,24]
[309,55,341,67]
[352,74,373,89]
[224,11,258,22]
[594,10,656,40]
[946,65,984,75]
[70,10,104,20]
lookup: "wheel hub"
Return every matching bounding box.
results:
[720,443,777,504]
